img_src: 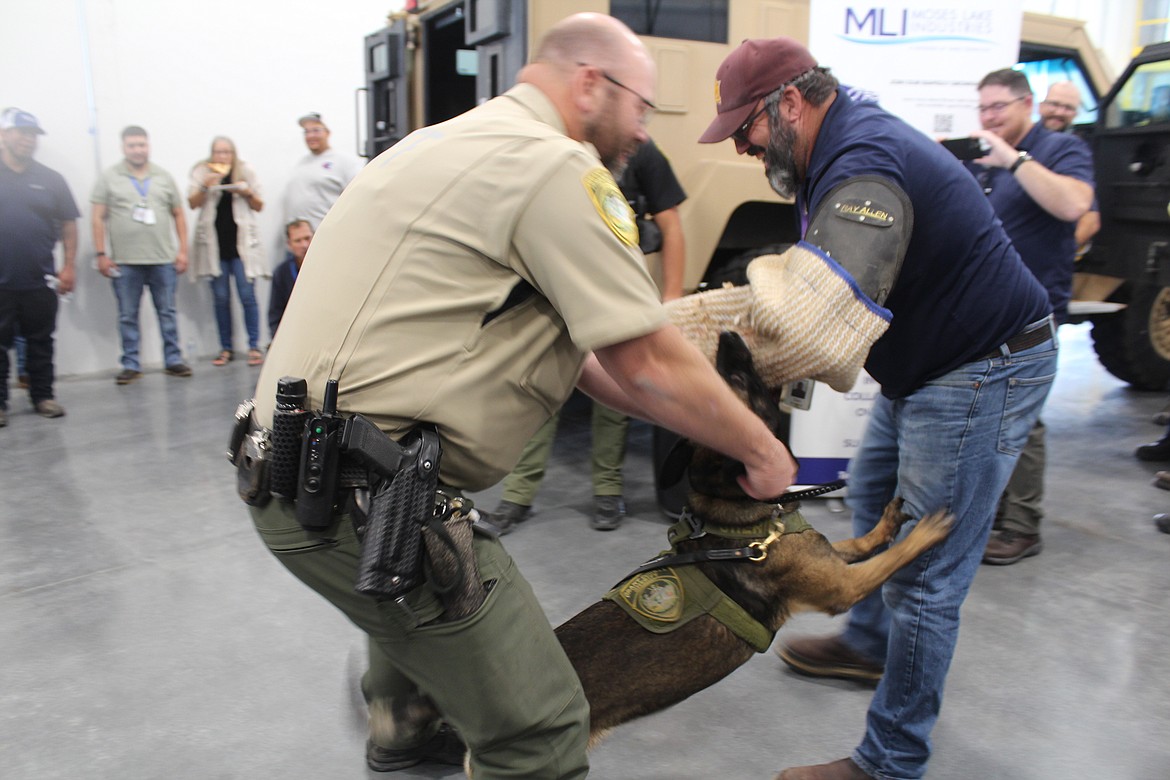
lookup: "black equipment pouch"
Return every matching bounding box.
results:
[354,427,443,599]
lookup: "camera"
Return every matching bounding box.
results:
[941,137,989,160]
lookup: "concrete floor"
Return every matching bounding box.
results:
[2,322,1168,780]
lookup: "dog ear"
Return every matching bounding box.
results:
[658,438,696,490]
[716,330,786,438]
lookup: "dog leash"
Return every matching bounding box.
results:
[765,479,847,505]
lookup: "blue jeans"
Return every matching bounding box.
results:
[209,257,260,352]
[112,263,183,371]
[841,325,1058,780]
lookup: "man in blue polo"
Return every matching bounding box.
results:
[970,69,1095,565]
[698,38,1061,780]
[0,108,78,426]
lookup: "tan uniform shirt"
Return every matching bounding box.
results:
[255,83,667,490]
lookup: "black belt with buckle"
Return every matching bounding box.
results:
[983,317,1054,360]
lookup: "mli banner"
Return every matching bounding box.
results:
[809,0,1022,137]
[787,2,1021,487]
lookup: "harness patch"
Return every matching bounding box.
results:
[615,568,685,622]
[582,168,638,247]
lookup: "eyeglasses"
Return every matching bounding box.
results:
[578,63,657,124]
[1040,99,1078,114]
[733,102,769,144]
[978,96,1026,116]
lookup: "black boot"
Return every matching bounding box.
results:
[1135,435,1170,461]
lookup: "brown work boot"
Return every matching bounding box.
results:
[776,634,883,683]
[776,758,871,779]
[982,529,1042,565]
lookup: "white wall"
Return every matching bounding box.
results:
[2,0,402,377]
[4,1,1133,379]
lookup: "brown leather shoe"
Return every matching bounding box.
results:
[776,758,871,780]
[776,634,883,682]
[982,529,1042,565]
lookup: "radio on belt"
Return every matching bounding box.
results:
[295,378,344,530]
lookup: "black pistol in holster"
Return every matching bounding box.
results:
[346,415,443,600]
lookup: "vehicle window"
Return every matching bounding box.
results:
[610,0,729,44]
[1015,57,1098,127]
[1106,60,1170,129]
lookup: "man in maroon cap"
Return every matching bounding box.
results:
[700,38,1058,780]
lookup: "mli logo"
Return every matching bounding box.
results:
[844,7,907,38]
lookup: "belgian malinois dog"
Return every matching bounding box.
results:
[553,331,953,744]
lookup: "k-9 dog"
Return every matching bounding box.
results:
[553,331,953,745]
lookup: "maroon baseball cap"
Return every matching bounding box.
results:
[699,37,818,144]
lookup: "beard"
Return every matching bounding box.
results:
[764,114,799,199]
[586,93,638,178]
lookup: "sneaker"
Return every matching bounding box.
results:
[34,399,65,418]
[0,408,7,428]
[115,369,142,385]
[484,500,532,535]
[164,363,193,378]
[982,529,1042,565]
[366,723,466,772]
[1156,471,1170,491]
[16,374,29,390]
[1156,514,1170,534]
[591,495,626,531]
[776,634,884,683]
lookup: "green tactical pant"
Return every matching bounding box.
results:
[996,419,1046,535]
[249,499,590,780]
[501,402,628,505]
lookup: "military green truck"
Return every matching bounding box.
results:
[360,2,1164,388]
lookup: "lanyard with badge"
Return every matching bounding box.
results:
[129,175,157,225]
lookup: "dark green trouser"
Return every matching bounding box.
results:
[501,402,629,505]
[997,419,1046,534]
[249,499,590,779]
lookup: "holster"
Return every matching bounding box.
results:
[354,428,442,599]
[228,400,272,507]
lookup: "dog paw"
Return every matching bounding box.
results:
[911,510,954,545]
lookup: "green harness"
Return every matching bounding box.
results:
[603,508,813,653]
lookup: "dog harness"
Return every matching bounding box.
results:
[603,508,813,653]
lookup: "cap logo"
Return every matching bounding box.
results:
[714,79,722,106]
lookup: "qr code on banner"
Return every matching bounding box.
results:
[934,114,955,134]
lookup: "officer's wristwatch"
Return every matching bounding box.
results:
[1009,151,1034,174]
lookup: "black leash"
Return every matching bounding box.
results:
[766,479,847,505]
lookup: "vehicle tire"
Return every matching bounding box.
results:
[1091,282,1170,390]
[701,243,793,289]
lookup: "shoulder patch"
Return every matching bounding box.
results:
[582,168,638,247]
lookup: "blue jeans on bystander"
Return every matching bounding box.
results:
[209,256,260,353]
[112,263,183,371]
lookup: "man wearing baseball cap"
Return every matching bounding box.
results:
[0,108,79,426]
[701,38,1057,780]
[283,112,362,230]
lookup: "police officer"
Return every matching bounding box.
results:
[247,14,795,779]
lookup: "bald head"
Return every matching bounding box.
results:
[533,13,648,73]
[518,13,655,174]
[1040,81,1081,132]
